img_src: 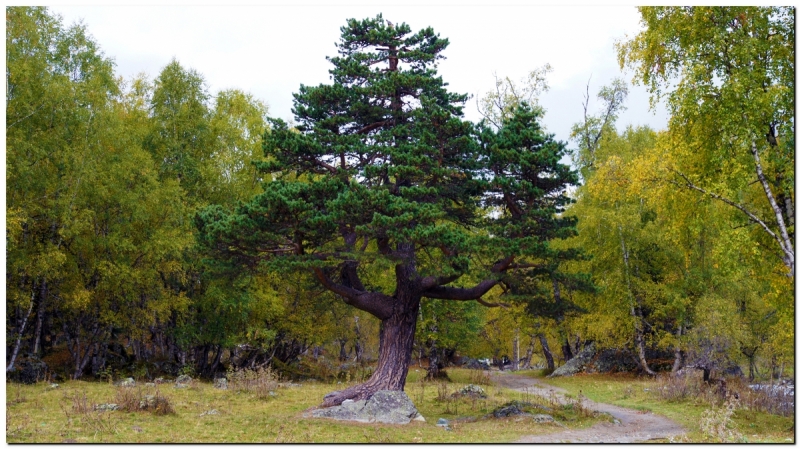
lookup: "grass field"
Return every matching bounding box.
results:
[6,368,607,443]
[7,368,793,443]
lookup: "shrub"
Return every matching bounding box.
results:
[227,366,279,399]
[114,387,174,415]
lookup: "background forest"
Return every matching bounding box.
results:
[6,6,794,388]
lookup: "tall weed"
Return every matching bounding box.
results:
[700,398,743,442]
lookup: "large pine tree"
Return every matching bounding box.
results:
[196,15,578,406]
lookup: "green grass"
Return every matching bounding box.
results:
[538,372,794,443]
[6,369,607,443]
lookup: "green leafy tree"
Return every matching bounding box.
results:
[6,7,192,378]
[146,59,215,202]
[196,16,578,406]
[618,6,795,276]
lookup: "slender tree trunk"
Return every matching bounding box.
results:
[672,325,683,373]
[426,339,442,380]
[751,142,794,276]
[560,337,574,362]
[208,345,223,377]
[32,278,47,355]
[512,329,520,371]
[7,283,36,372]
[322,290,420,407]
[552,275,573,362]
[353,316,363,363]
[619,226,656,376]
[520,336,535,370]
[338,338,348,362]
[538,334,555,371]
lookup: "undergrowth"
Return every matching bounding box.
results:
[227,366,279,399]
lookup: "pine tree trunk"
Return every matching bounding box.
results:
[321,291,420,407]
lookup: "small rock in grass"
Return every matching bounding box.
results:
[145,382,156,387]
[48,383,59,389]
[132,425,143,433]
[200,409,219,416]
[115,377,135,387]
[95,403,119,411]
[176,374,192,385]
[213,378,228,390]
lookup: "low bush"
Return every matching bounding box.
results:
[227,366,279,399]
[114,387,174,415]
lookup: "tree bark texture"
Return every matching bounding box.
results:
[321,289,421,407]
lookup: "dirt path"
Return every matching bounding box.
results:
[490,371,685,443]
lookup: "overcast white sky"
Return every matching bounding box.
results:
[49,3,669,146]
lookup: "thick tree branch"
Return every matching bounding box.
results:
[420,274,461,290]
[304,156,338,174]
[312,267,392,320]
[354,120,389,135]
[422,278,500,301]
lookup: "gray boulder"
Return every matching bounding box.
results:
[549,343,596,377]
[311,390,421,424]
[213,378,228,390]
[176,374,192,385]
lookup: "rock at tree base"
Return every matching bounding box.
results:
[310,390,422,424]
